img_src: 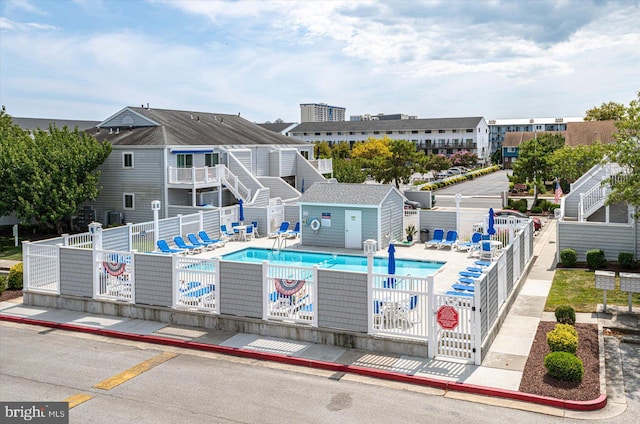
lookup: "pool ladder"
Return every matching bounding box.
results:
[272,235,287,251]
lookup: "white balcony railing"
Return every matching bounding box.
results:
[168,166,218,185]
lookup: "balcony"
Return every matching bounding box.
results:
[168,166,220,188]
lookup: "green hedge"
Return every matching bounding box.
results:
[547,323,578,354]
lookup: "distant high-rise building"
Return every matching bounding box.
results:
[350,113,416,121]
[300,103,346,123]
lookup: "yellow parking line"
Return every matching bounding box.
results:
[93,352,177,390]
[64,393,93,409]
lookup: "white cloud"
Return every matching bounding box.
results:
[0,17,58,31]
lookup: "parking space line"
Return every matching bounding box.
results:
[64,393,93,409]
[93,352,177,390]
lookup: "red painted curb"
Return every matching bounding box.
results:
[0,314,607,411]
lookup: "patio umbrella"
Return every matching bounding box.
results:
[301,178,305,194]
[488,207,496,235]
[238,199,244,224]
[386,243,396,288]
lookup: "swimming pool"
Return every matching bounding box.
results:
[221,247,444,277]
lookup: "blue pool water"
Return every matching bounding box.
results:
[221,247,444,277]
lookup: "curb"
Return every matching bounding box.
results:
[0,314,607,412]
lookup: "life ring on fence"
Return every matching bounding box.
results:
[310,219,321,232]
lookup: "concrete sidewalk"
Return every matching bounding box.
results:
[1,219,637,418]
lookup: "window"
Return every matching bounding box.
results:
[349,131,355,135]
[399,130,405,134]
[361,131,366,135]
[452,129,457,133]
[337,132,342,135]
[425,130,431,133]
[301,151,309,159]
[177,154,193,168]
[123,152,134,168]
[438,129,445,133]
[326,132,332,135]
[205,153,219,167]
[373,131,380,134]
[123,193,135,210]
[466,128,473,133]
[315,132,321,136]
[411,130,418,134]
[386,131,393,134]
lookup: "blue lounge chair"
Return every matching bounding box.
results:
[459,271,481,279]
[458,277,475,285]
[445,290,474,298]
[452,283,475,292]
[438,230,458,250]
[173,236,203,253]
[286,222,300,238]
[187,233,216,250]
[251,221,260,237]
[269,221,290,238]
[220,225,235,240]
[457,232,482,253]
[466,266,484,273]
[474,261,491,267]
[424,229,444,248]
[198,231,225,248]
[156,239,186,254]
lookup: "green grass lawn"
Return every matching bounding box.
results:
[545,269,640,313]
[0,235,22,261]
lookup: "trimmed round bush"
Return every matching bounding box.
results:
[555,305,576,325]
[518,205,528,213]
[0,274,7,293]
[560,249,577,267]
[586,249,607,270]
[544,351,584,382]
[547,323,578,354]
[618,252,637,269]
[531,206,543,214]
[7,262,23,290]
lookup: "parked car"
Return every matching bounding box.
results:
[494,210,542,231]
[448,166,467,175]
[436,170,451,179]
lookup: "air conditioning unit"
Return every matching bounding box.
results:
[108,211,123,226]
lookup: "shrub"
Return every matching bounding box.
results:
[618,252,637,269]
[0,275,7,293]
[549,204,560,213]
[531,206,543,214]
[547,323,579,354]
[544,351,584,382]
[555,305,576,325]
[7,262,23,290]
[586,249,607,270]
[518,205,528,213]
[560,249,577,267]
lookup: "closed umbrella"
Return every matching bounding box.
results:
[386,243,396,288]
[301,178,305,194]
[238,199,244,224]
[488,207,496,235]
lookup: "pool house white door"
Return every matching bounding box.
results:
[345,210,362,249]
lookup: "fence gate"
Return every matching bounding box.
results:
[429,293,478,364]
[95,250,134,302]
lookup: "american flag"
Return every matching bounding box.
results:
[554,180,563,203]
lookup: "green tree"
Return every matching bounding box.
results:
[606,92,640,216]
[584,101,626,121]
[314,141,331,159]
[0,107,112,233]
[550,142,607,184]
[491,147,502,166]
[368,139,421,189]
[333,158,367,183]
[421,153,451,173]
[511,133,565,206]
[331,142,351,160]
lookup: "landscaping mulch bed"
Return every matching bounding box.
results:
[0,289,23,302]
[519,321,600,401]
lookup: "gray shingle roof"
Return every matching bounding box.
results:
[12,117,100,131]
[257,122,297,133]
[88,107,307,147]
[298,183,398,206]
[289,117,484,133]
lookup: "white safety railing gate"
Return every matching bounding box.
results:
[95,250,134,302]
[173,256,218,312]
[130,222,155,253]
[369,273,429,340]
[64,232,92,249]
[428,292,480,364]
[23,242,60,294]
[263,263,318,326]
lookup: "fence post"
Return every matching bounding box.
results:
[473,276,483,365]
[364,240,376,335]
[214,257,221,315]
[171,253,178,309]
[312,265,319,327]
[62,233,70,246]
[22,241,30,291]
[89,222,103,299]
[427,275,435,358]
[127,223,133,251]
[152,200,161,246]
[262,260,269,320]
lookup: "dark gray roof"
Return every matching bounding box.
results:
[290,117,484,133]
[257,122,297,133]
[88,107,307,147]
[12,117,100,131]
[298,182,399,206]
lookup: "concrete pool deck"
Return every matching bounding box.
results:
[192,232,486,295]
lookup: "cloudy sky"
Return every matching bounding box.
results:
[1,0,639,123]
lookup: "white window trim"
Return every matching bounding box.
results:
[123,152,134,168]
[123,193,135,210]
